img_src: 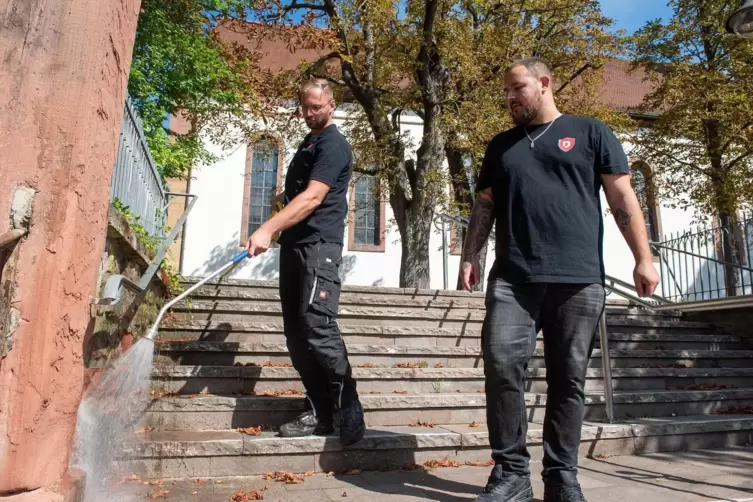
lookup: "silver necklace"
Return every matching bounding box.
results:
[524,115,560,149]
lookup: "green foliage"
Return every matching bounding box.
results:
[129,0,263,179]
[112,199,183,295]
[630,0,753,216]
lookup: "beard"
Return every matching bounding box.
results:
[306,115,329,131]
[510,97,542,126]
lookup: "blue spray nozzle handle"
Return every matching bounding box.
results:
[232,250,250,264]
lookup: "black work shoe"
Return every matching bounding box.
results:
[475,474,533,501]
[543,483,587,502]
[339,398,365,445]
[279,410,335,437]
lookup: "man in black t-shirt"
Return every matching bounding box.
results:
[245,79,364,446]
[460,58,660,502]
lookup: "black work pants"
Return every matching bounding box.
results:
[279,241,357,420]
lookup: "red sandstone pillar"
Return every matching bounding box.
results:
[0,0,141,494]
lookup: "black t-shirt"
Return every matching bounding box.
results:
[278,124,353,246]
[477,114,629,284]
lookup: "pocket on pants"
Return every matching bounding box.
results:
[308,265,341,317]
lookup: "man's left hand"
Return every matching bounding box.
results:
[634,260,660,298]
[246,227,273,257]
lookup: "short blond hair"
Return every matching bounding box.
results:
[506,57,554,82]
[299,78,334,101]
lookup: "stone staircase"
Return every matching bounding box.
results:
[126,278,753,479]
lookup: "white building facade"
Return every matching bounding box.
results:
[177,109,700,294]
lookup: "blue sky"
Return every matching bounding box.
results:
[600,0,674,34]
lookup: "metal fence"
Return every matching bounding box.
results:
[110,95,167,236]
[655,212,753,302]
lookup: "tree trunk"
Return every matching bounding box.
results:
[445,144,487,291]
[390,183,434,289]
[719,211,739,297]
[0,0,140,493]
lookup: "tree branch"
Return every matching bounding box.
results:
[720,120,753,154]
[555,63,595,95]
[282,2,329,14]
[726,148,753,171]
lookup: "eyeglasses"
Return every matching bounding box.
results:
[300,102,332,113]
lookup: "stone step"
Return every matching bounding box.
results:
[151,366,753,395]
[169,301,707,330]
[145,389,753,430]
[155,342,753,368]
[123,415,753,478]
[183,286,680,321]
[158,321,748,350]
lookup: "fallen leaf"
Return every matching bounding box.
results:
[399,464,425,471]
[365,391,383,394]
[260,389,304,397]
[712,406,753,415]
[434,363,445,368]
[235,389,257,396]
[146,488,169,499]
[393,390,409,395]
[120,474,141,484]
[136,427,155,434]
[342,492,348,497]
[215,480,224,484]
[230,491,264,501]
[393,361,428,368]
[327,471,335,477]
[238,426,263,436]
[304,471,313,477]
[424,458,462,469]
[263,471,305,484]
[409,421,435,428]
[592,454,611,459]
[148,480,163,485]
[469,421,481,428]
[465,460,494,467]
[356,363,378,368]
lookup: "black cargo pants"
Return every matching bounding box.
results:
[279,241,358,421]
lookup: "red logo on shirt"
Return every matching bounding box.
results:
[559,138,576,152]
[318,289,327,300]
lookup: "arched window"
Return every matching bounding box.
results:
[630,161,661,253]
[349,173,385,252]
[241,138,282,243]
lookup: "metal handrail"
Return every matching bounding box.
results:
[99,193,197,305]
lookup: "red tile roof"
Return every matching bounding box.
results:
[216,21,658,114]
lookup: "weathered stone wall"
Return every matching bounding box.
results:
[85,209,170,385]
[0,0,141,494]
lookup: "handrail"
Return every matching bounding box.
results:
[650,240,753,274]
[98,193,197,305]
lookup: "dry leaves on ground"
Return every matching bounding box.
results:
[712,406,753,415]
[230,491,264,501]
[338,468,362,476]
[244,362,293,367]
[434,363,445,368]
[136,426,155,434]
[193,479,208,484]
[365,391,383,394]
[393,390,409,395]
[469,421,481,428]
[146,489,169,499]
[263,471,305,484]
[356,363,378,368]
[260,389,304,397]
[119,474,142,484]
[238,426,263,436]
[424,458,462,469]
[409,421,435,428]
[393,361,428,368]
[682,384,728,390]
[465,460,494,467]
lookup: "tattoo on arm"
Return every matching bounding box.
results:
[462,194,494,262]
[614,208,632,233]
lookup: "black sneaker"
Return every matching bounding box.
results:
[543,483,586,502]
[339,398,365,445]
[279,410,335,437]
[475,474,533,501]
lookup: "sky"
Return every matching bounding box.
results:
[600,0,674,34]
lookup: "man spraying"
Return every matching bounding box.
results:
[460,58,660,502]
[246,78,365,446]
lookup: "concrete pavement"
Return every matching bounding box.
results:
[121,446,753,501]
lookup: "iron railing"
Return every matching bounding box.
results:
[110,95,168,237]
[654,213,753,302]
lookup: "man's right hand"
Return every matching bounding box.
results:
[461,259,481,292]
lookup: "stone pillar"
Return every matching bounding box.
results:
[0,0,141,494]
